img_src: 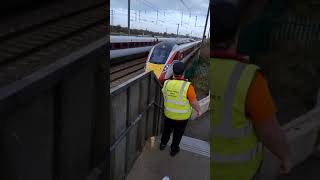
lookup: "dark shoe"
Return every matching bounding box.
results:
[159,144,166,151]
[170,147,180,156]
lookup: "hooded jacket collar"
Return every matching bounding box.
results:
[211,50,249,63]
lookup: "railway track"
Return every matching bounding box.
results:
[0,3,104,65]
[110,58,146,88]
[0,2,106,87]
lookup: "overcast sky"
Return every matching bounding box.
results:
[110,0,210,37]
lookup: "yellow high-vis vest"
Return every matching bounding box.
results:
[210,58,263,180]
[162,79,192,120]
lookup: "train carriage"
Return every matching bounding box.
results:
[110,35,189,63]
[110,35,159,63]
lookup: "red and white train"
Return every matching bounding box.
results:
[145,39,201,83]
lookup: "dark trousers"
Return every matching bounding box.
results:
[160,117,189,151]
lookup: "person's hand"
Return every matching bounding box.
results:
[197,110,202,118]
[243,55,250,62]
[280,158,291,174]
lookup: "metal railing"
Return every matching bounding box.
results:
[268,16,320,54]
[239,15,320,60]
[109,71,164,180]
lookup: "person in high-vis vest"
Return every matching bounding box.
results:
[210,1,290,180]
[160,61,202,156]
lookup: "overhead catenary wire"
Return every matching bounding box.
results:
[179,0,192,19]
[141,0,158,12]
[110,0,209,37]
[179,0,190,11]
[136,0,160,25]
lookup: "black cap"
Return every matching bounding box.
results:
[211,1,240,44]
[173,61,185,76]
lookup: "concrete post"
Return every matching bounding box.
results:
[128,0,130,36]
[202,5,210,44]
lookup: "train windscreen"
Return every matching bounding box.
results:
[149,42,175,64]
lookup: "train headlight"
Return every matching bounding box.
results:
[163,64,170,72]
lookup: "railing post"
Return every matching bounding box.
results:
[125,87,130,175]
[316,88,320,158]
[317,88,320,107]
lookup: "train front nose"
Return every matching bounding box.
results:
[145,62,164,78]
[146,41,175,81]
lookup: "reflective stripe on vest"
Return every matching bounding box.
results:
[164,99,189,106]
[163,81,189,106]
[211,62,253,138]
[162,80,192,120]
[212,143,263,163]
[164,107,191,113]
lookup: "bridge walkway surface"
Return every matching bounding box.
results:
[126,112,210,180]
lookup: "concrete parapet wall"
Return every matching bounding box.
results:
[258,107,320,180]
[198,93,320,180]
[190,95,210,120]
